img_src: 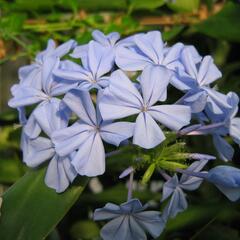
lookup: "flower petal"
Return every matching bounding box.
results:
[100,122,135,146]
[134,31,164,64]
[52,121,93,157]
[149,105,191,131]
[63,89,97,125]
[24,136,55,168]
[45,155,77,193]
[213,134,234,161]
[115,46,151,71]
[197,56,222,86]
[162,188,188,219]
[139,65,171,106]
[72,132,105,177]
[134,211,165,238]
[133,112,165,149]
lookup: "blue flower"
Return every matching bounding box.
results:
[99,65,191,149]
[180,92,240,161]
[161,159,209,219]
[52,89,134,177]
[53,40,115,90]
[22,98,77,193]
[115,31,184,73]
[179,165,240,202]
[205,166,240,201]
[8,39,77,138]
[94,198,165,240]
[176,47,230,114]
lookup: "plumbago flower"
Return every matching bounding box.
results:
[71,30,134,64]
[22,98,77,193]
[115,31,184,73]
[180,92,240,161]
[53,40,114,90]
[8,39,77,138]
[161,158,212,219]
[52,90,134,176]
[93,199,165,240]
[176,47,230,114]
[7,29,240,240]
[99,64,191,149]
[178,166,240,202]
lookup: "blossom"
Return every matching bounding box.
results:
[161,159,210,219]
[176,47,230,114]
[53,40,115,90]
[179,166,240,202]
[8,39,77,138]
[22,98,77,193]
[99,65,191,149]
[52,89,134,177]
[71,30,134,66]
[94,198,165,240]
[180,92,240,161]
[115,31,184,73]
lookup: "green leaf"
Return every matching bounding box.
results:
[194,2,240,42]
[0,167,88,240]
[167,0,200,13]
[0,14,26,39]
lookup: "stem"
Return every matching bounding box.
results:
[105,149,122,158]
[127,171,134,201]
[159,169,171,181]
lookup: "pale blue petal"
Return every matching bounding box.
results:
[179,90,208,113]
[23,112,41,139]
[162,42,184,68]
[163,188,188,219]
[230,118,240,144]
[115,46,151,71]
[100,122,135,146]
[18,64,42,89]
[24,137,55,168]
[99,90,140,120]
[213,134,234,161]
[134,31,164,64]
[94,203,122,221]
[134,211,165,238]
[52,122,93,157]
[70,44,88,59]
[197,56,222,86]
[45,155,77,193]
[63,89,97,125]
[161,175,179,201]
[88,41,114,78]
[108,70,143,107]
[133,112,165,149]
[149,105,191,131]
[101,216,146,240]
[8,85,48,108]
[180,47,198,79]
[53,39,76,58]
[42,55,59,94]
[34,99,67,137]
[139,65,171,106]
[204,87,231,114]
[72,133,105,176]
[206,166,240,201]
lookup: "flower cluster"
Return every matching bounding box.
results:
[9,30,240,239]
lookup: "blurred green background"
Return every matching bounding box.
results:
[0,0,240,239]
